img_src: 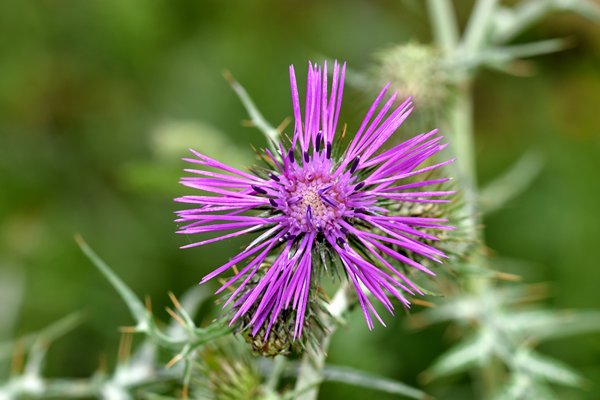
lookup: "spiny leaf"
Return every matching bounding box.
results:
[0,312,83,361]
[319,364,431,400]
[76,235,148,330]
[501,309,600,342]
[425,330,493,380]
[279,361,430,400]
[513,349,584,387]
[223,70,280,152]
[480,151,544,214]
[492,0,600,43]
[414,295,484,325]
[495,373,558,400]
[447,39,570,72]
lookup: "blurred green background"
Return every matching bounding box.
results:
[1,0,599,398]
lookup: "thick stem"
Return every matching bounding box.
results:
[426,0,460,54]
[265,355,287,393]
[294,285,350,400]
[428,1,502,398]
[448,81,480,242]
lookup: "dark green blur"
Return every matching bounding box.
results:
[1,1,599,399]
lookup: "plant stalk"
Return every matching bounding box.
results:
[426,0,460,54]
[266,355,287,393]
[293,284,350,400]
[427,0,503,398]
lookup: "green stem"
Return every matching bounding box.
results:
[462,0,498,53]
[266,355,287,393]
[294,284,350,400]
[428,1,503,398]
[449,71,505,400]
[426,0,460,54]
[224,70,280,154]
[448,81,480,242]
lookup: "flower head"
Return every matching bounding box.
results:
[176,61,454,341]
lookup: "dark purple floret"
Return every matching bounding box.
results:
[175,61,454,338]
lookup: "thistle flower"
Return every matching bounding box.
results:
[176,61,454,341]
[372,43,450,112]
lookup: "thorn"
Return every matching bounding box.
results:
[11,338,24,375]
[182,384,189,400]
[222,69,235,84]
[341,123,347,139]
[419,370,433,385]
[145,295,152,313]
[73,233,85,247]
[241,119,255,127]
[119,326,138,333]
[117,332,133,363]
[276,116,291,134]
[166,353,184,369]
[411,299,436,308]
[166,307,187,328]
[493,271,521,282]
[232,265,239,275]
[317,286,331,302]
[168,291,183,311]
[218,278,236,293]
[520,282,552,303]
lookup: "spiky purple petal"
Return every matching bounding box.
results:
[176,61,454,337]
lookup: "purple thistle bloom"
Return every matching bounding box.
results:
[176,61,454,339]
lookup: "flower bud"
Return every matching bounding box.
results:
[193,339,264,399]
[371,43,453,129]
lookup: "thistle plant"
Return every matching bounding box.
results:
[176,61,454,346]
[2,1,600,400]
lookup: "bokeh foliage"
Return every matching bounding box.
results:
[1,1,599,399]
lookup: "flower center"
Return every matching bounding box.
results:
[284,173,347,233]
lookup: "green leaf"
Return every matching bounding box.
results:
[76,235,148,330]
[0,312,83,360]
[190,322,234,349]
[448,39,570,72]
[0,268,24,338]
[480,151,544,214]
[568,0,600,21]
[513,349,584,387]
[501,310,600,343]
[495,373,558,400]
[315,364,431,399]
[492,0,600,43]
[224,70,280,152]
[284,362,432,400]
[426,330,493,380]
[33,312,84,344]
[416,295,483,325]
